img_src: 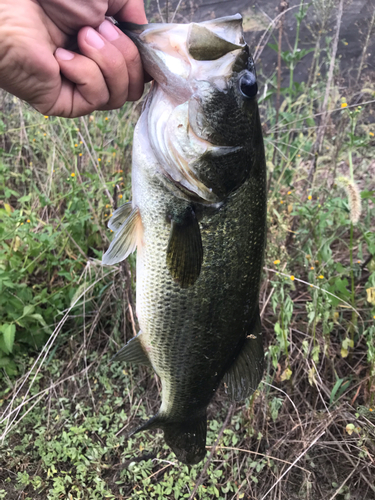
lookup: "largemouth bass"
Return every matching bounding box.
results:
[103,14,267,465]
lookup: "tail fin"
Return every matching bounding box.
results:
[130,413,207,465]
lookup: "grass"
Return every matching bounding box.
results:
[1,0,375,498]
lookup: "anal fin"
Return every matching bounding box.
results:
[166,206,203,288]
[223,308,264,401]
[111,331,151,367]
[102,206,142,265]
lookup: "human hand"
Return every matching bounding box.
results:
[0,0,147,117]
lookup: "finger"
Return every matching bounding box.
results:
[108,0,148,24]
[53,48,110,117]
[77,26,135,108]
[98,20,144,101]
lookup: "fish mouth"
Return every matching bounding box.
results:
[116,15,246,99]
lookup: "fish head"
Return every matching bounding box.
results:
[121,14,256,105]
[122,15,261,204]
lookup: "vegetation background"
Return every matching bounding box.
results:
[0,0,374,498]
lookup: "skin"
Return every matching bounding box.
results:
[0,0,147,117]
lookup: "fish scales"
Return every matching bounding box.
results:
[103,14,267,464]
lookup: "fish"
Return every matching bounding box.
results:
[102,14,267,465]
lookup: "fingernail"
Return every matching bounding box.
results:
[55,48,75,61]
[99,20,120,42]
[85,28,105,49]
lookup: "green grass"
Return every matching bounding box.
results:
[1,1,375,498]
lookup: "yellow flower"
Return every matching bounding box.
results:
[357,260,361,264]
[27,219,30,223]
[341,102,348,108]
[43,133,46,137]
[273,259,280,265]
[112,152,116,157]
[318,275,324,279]
[105,117,109,121]
[44,115,49,119]
[310,266,314,270]
[119,194,123,199]
[79,153,82,157]
[98,158,101,162]
[71,172,75,177]
[308,195,312,200]
[287,191,292,195]
[370,132,374,137]
[119,169,123,173]
[280,200,284,204]
[75,144,78,147]
[80,141,83,144]
[290,275,295,281]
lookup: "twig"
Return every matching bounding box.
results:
[171,0,184,23]
[327,461,361,500]
[217,446,311,474]
[356,9,375,84]
[310,0,344,182]
[156,0,165,23]
[254,4,299,62]
[79,117,114,205]
[260,431,325,500]
[263,266,363,327]
[272,1,288,170]
[188,404,234,500]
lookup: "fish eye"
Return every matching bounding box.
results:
[239,71,258,99]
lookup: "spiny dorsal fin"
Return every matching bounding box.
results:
[223,308,264,401]
[111,332,151,367]
[108,201,133,231]
[166,206,203,288]
[102,206,142,265]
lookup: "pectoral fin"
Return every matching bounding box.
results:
[102,206,142,265]
[111,331,151,367]
[166,207,203,288]
[108,201,133,231]
[223,308,264,401]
